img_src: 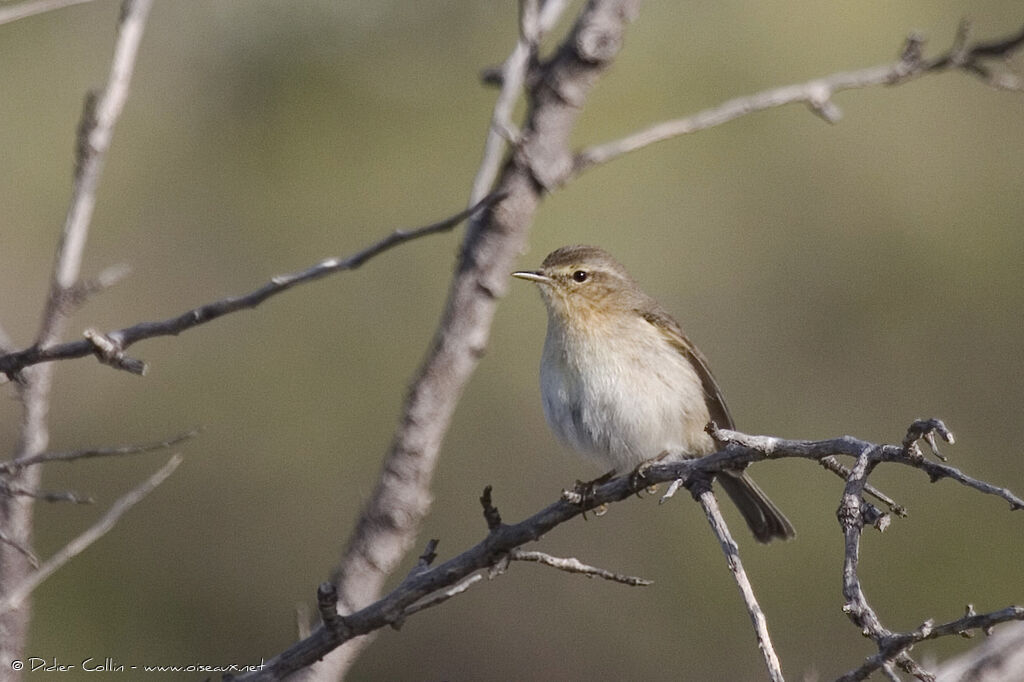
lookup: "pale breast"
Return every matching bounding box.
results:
[540,312,713,472]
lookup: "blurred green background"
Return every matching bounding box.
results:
[2,1,1023,680]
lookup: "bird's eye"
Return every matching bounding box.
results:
[572,270,588,283]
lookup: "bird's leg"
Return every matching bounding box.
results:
[629,451,670,495]
[572,469,614,519]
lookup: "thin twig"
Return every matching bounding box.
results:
[400,539,441,585]
[836,449,908,677]
[689,481,784,682]
[0,454,182,616]
[316,582,341,629]
[875,447,1023,510]
[0,429,198,474]
[0,192,505,379]
[65,263,132,309]
[1,482,92,504]
[573,24,1024,176]
[510,549,652,586]
[934,618,1024,681]
[711,426,1024,511]
[0,0,97,26]
[820,455,906,516]
[0,1,154,669]
[401,573,484,619]
[0,530,39,569]
[38,0,153,343]
[468,0,571,203]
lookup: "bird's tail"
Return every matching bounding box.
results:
[717,471,796,543]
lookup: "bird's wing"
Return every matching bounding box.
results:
[641,310,736,431]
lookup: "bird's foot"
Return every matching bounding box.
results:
[629,451,670,495]
[570,470,614,519]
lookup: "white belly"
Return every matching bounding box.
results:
[539,315,713,472]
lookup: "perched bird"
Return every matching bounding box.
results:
[513,245,794,543]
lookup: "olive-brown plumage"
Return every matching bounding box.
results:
[514,245,794,543]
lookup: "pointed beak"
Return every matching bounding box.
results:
[512,270,551,284]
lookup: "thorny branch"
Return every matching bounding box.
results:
[230,419,1024,681]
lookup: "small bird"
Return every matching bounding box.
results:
[513,245,794,543]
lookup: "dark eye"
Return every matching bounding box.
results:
[572,270,588,282]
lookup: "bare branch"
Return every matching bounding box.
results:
[573,23,1024,175]
[0,429,198,473]
[236,419,1024,681]
[316,582,341,630]
[64,263,132,310]
[315,2,643,678]
[401,538,440,584]
[936,620,1024,681]
[38,0,152,343]
[875,447,1024,511]
[0,531,39,570]
[0,454,181,616]
[835,448,912,679]
[711,425,1024,510]
[820,455,906,517]
[510,549,652,586]
[0,0,98,26]
[468,0,571,204]
[400,573,485,620]
[839,607,1024,681]
[686,478,784,682]
[81,328,147,375]
[0,192,505,380]
[1,481,92,504]
[0,2,153,669]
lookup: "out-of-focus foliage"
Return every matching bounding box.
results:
[1,1,1022,679]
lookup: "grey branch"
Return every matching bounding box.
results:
[0,0,98,26]
[0,530,38,570]
[0,192,503,380]
[0,429,198,473]
[845,606,1024,682]
[573,23,1024,176]
[314,2,643,678]
[400,573,485,620]
[510,549,653,586]
[468,0,570,204]
[231,419,1024,681]
[710,423,1024,511]
[0,454,181,616]
[1,481,92,505]
[688,480,784,682]
[820,455,906,517]
[64,263,132,311]
[38,0,153,343]
[0,1,153,671]
[936,620,1024,681]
